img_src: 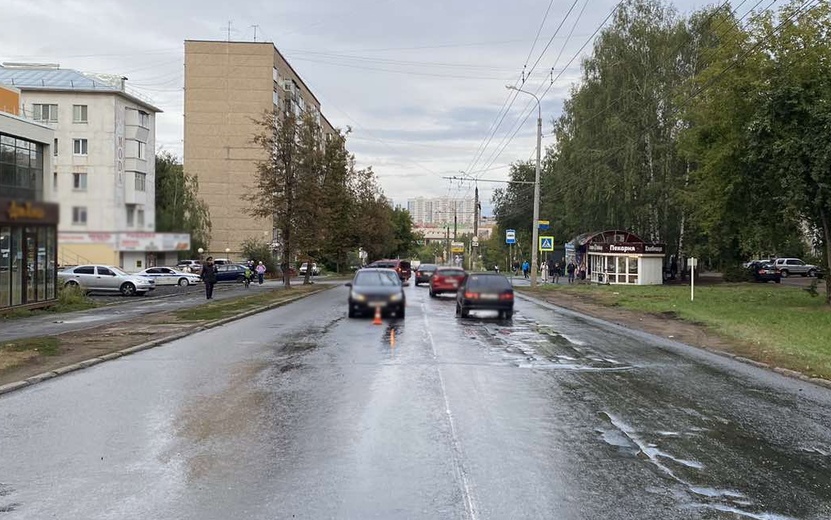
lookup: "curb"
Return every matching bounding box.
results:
[515,290,831,391]
[0,286,333,397]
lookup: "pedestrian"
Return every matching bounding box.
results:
[567,260,576,284]
[256,261,266,285]
[578,262,587,282]
[540,260,548,283]
[200,256,218,299]
[522,260,530,279]
[551,261,559,284]
[244,265,254,288]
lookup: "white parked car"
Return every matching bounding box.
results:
[773,258,820,278]
[136,267,202,286]
[58,265,155,296]
[299,262,320,276]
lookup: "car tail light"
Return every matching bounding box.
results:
[464,292,479,299]
[758,269,765,275]
[434,276,443,283]
[499,292,514,301]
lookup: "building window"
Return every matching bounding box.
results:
[138,111,149,128]
[126,206,135,227]
[137,141,146,160]
[32,104,58,123]
[72,206,87,225]
[72,172,87,190]
[53,138,58,156]
[73,139,88,156]
[135,172,146,191]
[72,105,88,123]
[137,209,145,228]
[0,133,43,200]
[53,172,58,190]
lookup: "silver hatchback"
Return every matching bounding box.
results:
[58,265,156,296]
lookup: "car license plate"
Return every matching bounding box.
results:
[480,293,498,300]
[449,280,458,286]
[370,301,386,307]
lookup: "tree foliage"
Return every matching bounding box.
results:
[154,151,212,257]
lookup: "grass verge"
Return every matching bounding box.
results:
[523,283,831,380]
[0,285,97,320]
[174,285,326,322]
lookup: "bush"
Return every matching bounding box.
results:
[58,284,92,306]
[723,264,753,283]
[239,238,279,277]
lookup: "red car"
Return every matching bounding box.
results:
[367,259,412,282]
[429,267,466,297]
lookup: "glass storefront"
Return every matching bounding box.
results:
[0,133,44,201]
[591,255,640,284]
[0,198,59,310]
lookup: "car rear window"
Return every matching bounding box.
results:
[419,264,437,271]
[399,261,411,270]
[467,274,510,289]
[355,270,400,286]
[438,269,465,277]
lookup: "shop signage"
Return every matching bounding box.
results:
[450,241,465,254]
[1,198,59,225]
[587,243,666,254]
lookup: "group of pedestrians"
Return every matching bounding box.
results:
[199,257,267,300]
[508,258,585,284]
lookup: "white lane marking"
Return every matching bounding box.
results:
[421,299,477,520]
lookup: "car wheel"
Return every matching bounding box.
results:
[429,289,436,298]
[236,275,246,283]
[460,306,470,318]
[178,278,189,287]
[780,269,789,278]
[775,279,781,284]
[808,269,816,277]
[64,280,80,288]
[120,282,137,296]
[397,305,406,318]
[455,302,461,317]
[348,307,357,318]
[503,310,513,320]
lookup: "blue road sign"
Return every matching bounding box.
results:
[506,229,516,244]
[539,236,554,251]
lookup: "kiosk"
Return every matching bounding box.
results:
[567,230,665,285]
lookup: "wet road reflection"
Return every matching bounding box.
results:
[0,284,829,519]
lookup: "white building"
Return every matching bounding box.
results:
[0,63,189,271]
[407,196,476,226]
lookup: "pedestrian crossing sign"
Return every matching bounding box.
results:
[539,236,554,251]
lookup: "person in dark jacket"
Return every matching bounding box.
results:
[200,256,218,299]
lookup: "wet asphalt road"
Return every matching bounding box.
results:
[1,284,831,519]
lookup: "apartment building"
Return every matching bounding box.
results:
[0,84,59,310]
[407,196,477,226]
[0,64,189,271]
[184,40,336,256]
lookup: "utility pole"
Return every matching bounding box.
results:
[251,24,259,42]
[445,226,450,265]
[473,184,479,271]
[453,199,458,240]
[226,21,233,41]
[507,85,543,288]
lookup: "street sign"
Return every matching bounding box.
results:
[471,236,479,246]
[505,229,516,245]
[539,236,554,251]
[451,241,465,253]
[538,220,550,230]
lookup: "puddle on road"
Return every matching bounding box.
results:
[596,411,801,520]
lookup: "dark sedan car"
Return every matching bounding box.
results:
[456,273,514,320]
[215,264,249,283]
[346,268,406,318]
[430,267,466,297]
[414,263,438,285]
[747,261,781,283]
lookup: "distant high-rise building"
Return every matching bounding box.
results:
[407,196,475,226]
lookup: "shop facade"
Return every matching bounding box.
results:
[567,230,665,286]
[1,198,60,310]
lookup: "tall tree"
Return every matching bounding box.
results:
[746,0,831,302]
[154,151,211,257]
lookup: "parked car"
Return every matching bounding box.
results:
[367,259,412,282]
[746,261,781,284]
[176,260,202,273]
[136,267,202,286]
[299,262,320,276]
[414,263,438,286]
[773,258,820,278]
[456,273,514,320]
[429,267,466,297]
[212,258,232,266]
[346,268,406,318]
[58,265,155,296]
[214,264,249,283]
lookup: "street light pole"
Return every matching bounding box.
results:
[507,85,542,288]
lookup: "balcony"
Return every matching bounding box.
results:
[124,172,147,205]
[124,157,147,173]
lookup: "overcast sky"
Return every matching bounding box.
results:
[2,0,715,215]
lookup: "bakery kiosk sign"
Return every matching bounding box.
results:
[587,243,666,254]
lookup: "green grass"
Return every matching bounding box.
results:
[524,283,831,379]
[174,285,325,322]
[1,337,61,356]
[0,285,96,321]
